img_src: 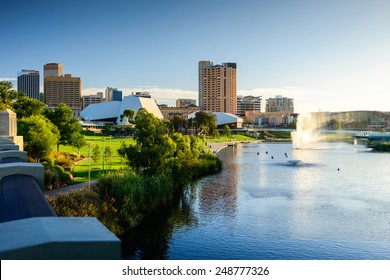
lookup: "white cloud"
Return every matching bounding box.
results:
[0,78,17,81]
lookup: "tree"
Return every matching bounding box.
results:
[223,124,231,137]
[101,124,112,136]
[194,111,217,135]
[171,115,186,133]
[91,144,101,167]
[45,103,85,151]
[118,108,176,175]
[17,115,60,161]
[71,132,87,155]
[12,94,45,119]
[119,109,135,123]
[104,145,113,169]
[0,81,19,111]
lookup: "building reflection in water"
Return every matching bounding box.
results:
[197,147,239,218]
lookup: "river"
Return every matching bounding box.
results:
[121,142,390,259]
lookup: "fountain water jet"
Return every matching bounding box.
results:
[291,112,324,149]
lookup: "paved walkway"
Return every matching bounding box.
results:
[45,180,98,198]
[208,141,237,153]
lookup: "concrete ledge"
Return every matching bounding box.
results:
[0,175,56,223]
[0,144,20,151]
[0,138,14,144]
[0,150,27,163]
[0,162,44,191]
[0,217,121,259]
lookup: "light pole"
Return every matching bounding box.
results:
[101,137,105,171]
[87,142,92,188]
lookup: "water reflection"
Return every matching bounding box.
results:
[197,147,238,218]
[121,191,198,259]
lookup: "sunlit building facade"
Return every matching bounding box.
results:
[198,61,237,114]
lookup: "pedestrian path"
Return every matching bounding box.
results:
[45,180,98,198]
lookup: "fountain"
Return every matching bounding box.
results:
[291,112,324,149]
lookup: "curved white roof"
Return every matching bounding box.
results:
[80,96,163,123]
[188,111,243,126]
[80,101,122,121]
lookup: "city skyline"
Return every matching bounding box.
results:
[2,0,390,113]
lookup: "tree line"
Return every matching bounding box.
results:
[0,81,86,161]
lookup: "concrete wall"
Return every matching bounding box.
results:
[0,162,44,191]
[0,150,27,163]
[0,217,121,259]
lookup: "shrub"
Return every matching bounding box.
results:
[43,163,73,190]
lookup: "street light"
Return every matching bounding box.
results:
[101,137,105,171]
[87,142,92,188]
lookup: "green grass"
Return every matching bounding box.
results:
[206,134,255,142]
[57,135,135,184]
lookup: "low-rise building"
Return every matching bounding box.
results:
[160,105,200,120]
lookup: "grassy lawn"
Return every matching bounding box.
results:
[57,135,135,184]
[206,134,256,142]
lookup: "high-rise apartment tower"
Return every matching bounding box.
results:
[198,61,237,114]
[17,69,40,100]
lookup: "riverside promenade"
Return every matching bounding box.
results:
[208,141,236,153]
[45,180,98,198]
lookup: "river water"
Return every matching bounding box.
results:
[121,142,390,259]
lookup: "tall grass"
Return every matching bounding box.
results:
[97,170,174,229]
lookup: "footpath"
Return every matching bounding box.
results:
[208,141,236,153]
[45,180,98,198]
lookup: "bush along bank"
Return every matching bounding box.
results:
[372,142,390,152]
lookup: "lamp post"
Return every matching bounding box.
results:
[87,142,92,188]
[101,137,105,171]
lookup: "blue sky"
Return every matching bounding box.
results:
[1,0,390,112]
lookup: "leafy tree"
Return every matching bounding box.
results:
[194,111,217,135]
[91,144,101,167]
[223,124,231,137]
[118,108,176,175]
[71,132,87,154]
[17,115,60,161]
[0,81,19,110]
[120,109,135,123]
[101,124,112,136]
[171,115,186,133]
[45,103,85,151]
[104,145,113,169]
[12,94,45,119]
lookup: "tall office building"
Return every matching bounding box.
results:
[237,95,262,116]
[105,87,123,102]
[17,69,40,99]
[198,61,237,114]
[43,63,63,78]
[265,95,294,113]
[43,63,82,116]
[44,74,82,115]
